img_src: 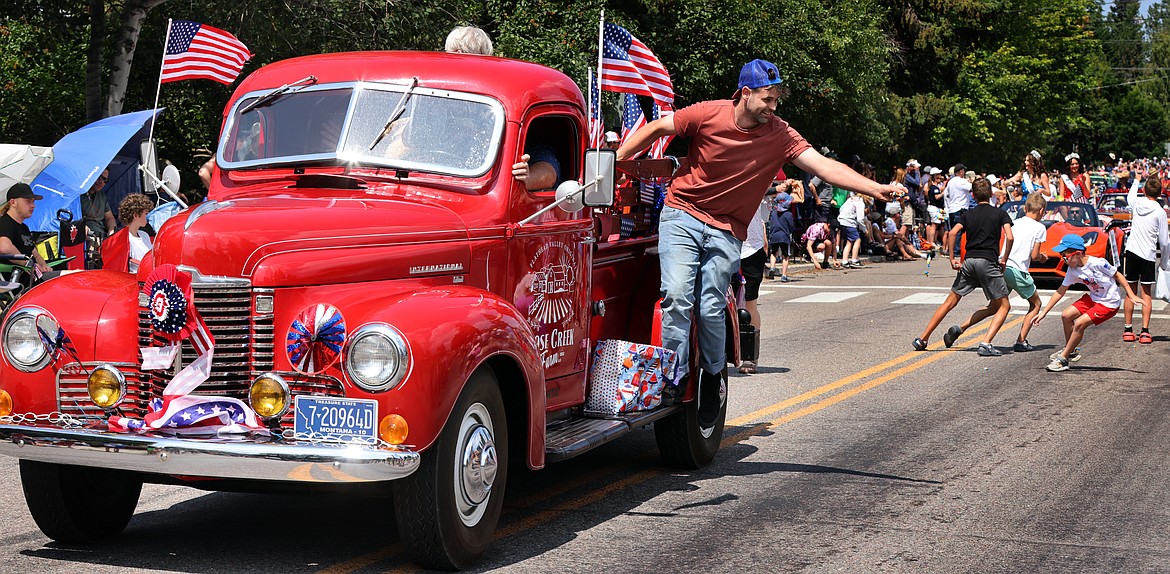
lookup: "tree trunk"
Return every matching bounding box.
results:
[85,0,105,123]
[105,0,168,118]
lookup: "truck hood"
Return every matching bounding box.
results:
[152,196,472,287]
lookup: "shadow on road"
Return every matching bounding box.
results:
[16,422,941,573]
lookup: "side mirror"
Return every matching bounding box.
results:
[581,148,615,207]
[522,149,616,225]
[161,164,181,195]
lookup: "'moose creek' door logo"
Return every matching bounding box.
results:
[524,241,579,369]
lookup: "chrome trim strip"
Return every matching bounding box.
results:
[0,424,418,483]
[217,81,505,176]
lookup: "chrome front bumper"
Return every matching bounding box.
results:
[0,423,419,483]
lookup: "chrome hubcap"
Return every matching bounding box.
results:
[454,403,496,527]
[461,426,497,505]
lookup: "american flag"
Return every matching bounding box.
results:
[622,97,673,160]
[588,69,605,148]
[161,20,252,85]
[600,22,673,106]
[647,104,674,159]
[621,93,646,144]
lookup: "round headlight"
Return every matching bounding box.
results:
[88,365,126,409]
[2,308,51,372]
[344,324,409,392]
[249,373,290,420]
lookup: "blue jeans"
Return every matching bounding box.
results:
[658,206,742,378]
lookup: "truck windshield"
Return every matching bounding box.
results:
[218,81,504,178]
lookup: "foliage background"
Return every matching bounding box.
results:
[3,0,1169,193]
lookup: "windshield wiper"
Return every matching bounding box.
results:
[369,76,419,150]
[239,75,317,115]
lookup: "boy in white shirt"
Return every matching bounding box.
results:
[1003,193,1049,351]
[1034,234,1142,372]
[1121,175,1170,344]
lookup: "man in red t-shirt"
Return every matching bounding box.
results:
[616,59,897,428]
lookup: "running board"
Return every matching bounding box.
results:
[544,405,683,463]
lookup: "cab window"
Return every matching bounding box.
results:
[522,115,578,192]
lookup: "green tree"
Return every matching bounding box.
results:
[0,7,88,145]
[885,0,1098,174]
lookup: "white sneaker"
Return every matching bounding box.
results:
[1046,357,1070,372]
[1049,349,1081,363]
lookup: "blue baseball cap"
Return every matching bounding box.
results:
[775,191,793,211]
[735,59,783,99]
[1053,234,1086,253]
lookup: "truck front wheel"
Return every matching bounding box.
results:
[654,369,726,469]
[393,369,508,570]
[20,460,143,543]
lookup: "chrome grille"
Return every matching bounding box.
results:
[51,280,348,426]
[138,281,264,398]
[56,365,346,420]
[57,362,157,418]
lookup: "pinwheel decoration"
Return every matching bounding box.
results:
[286,303,346,374]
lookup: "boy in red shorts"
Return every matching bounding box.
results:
[1033,234,1142,372]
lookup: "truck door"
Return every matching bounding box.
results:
[510,109,592,409]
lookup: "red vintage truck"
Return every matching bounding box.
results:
[0,51,737,569]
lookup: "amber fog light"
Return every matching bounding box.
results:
[379,414,408,445]
[249,373,290,420]
[0,389,12,417]
[87,365,126,409]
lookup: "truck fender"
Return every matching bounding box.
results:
[364,286,547,469]
[0,271,140,413]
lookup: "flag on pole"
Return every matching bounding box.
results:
[648,104,674,159]
[620,93,646,144]
[600,22,674,106]
[161,21,252,85]
[588,70,605,149]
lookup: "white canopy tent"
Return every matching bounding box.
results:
[0,144,54,195]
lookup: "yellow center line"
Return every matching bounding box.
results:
[727,317,1006,428]
[327,315,1026,573]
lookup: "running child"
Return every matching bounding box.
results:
[1003,193,1049,351]
[913,177,1014,355]
[1033,234,1143,372]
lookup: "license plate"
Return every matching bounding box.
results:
[294,396,378,442]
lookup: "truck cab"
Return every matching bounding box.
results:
[0,51,732,570]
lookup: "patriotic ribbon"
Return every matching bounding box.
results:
[109,264,265,435]
[37,321,80,368]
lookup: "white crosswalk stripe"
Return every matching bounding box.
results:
[759,284,1170,319]
[785,291,867,303]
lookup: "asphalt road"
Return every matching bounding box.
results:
[2,259,1169,573]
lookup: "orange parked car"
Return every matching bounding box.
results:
[1001,200,1124,279]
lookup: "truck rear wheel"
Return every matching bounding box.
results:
[393,369,508,570]
[20,460,142,543]
[655,371,726,469]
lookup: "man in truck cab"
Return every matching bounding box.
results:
[617,59,899,427]
[441,25,561,190]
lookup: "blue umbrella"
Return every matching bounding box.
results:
[27,109,163,232]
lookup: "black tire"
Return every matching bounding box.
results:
[20,460,143,543]
[393,369,508,570]
[654,370,726,469]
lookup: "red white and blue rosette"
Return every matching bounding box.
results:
[286,304,346,374]
[143,264,199,345]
